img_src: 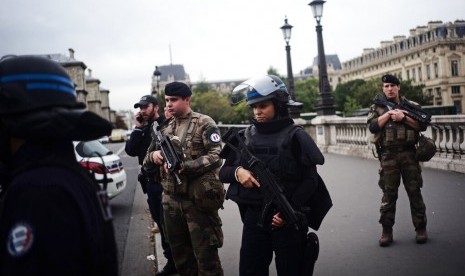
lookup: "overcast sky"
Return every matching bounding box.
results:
[1,0,464,111]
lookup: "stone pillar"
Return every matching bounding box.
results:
[311,115,339,152]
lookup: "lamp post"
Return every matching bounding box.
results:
[152,66,161,96]
[280,16,295,101]
[280,16,300,118]
[309,0,336,116]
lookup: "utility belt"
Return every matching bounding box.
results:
[163,191,191,201]
[381,145,416,153]
[138,169,160,194]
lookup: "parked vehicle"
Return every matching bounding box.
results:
[98,136,109,144]
[109,129,126,143]
[74,140,127,199]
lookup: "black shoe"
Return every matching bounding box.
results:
[156,261,177,276]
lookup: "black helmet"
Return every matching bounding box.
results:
[0,55,112,141]
[0,55,86,115]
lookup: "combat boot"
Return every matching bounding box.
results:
[379,227,393,247]
[416,228,428,244]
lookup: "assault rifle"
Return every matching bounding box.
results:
[222,128,301,230]
[152,121,183,185]
[373,97,432,125]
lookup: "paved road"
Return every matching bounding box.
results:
[110,140,465,276]
[105,142,155,276]
[314,153,465,276]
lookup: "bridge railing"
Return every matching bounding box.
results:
[217,115,465,173]
[312,115,465,173]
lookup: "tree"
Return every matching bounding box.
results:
[333,79,366,111]
[190,90,241,124]
[343,96,362,116]
[398,80,431,105]
[267,66,285,80]
[193,81,210,94]
[294,78,319,113]
[354,79,380,108]
[333,78,432,115]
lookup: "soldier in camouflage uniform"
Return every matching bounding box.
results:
[144,82,224,275]
[367,74,428,247]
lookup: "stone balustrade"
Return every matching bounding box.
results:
[218,115,465,173]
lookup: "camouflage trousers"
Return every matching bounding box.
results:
[162,194,224,276]
[378,150,427,230]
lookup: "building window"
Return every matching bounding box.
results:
[451,60,459,76]
[435,87,441,97]
[452,86,461,94]
[412,68,416,81]
[418,66,422,81]
[427,89,433,97]
[450,44,456,51]
[434,63,439,78]
[407,70,410,80]
[426,64,431,80]
[454,100,462,113]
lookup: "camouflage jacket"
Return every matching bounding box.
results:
[143,111,222,190]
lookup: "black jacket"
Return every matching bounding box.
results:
[0,141,118,276]
[125,115,165,166]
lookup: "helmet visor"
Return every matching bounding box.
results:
[230,76,286,105]
[230,84,249,105]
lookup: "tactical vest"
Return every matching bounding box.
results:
[243,124,303,198]
[375,105,418,148]
[160,113,200,195]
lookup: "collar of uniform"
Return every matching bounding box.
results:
[251,117,293,134]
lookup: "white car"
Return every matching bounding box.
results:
[98,136,109,144]
[74,140,127,199]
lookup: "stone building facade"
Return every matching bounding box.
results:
[295,54,342,92]
[46,49,114,123]
[340,20,465,114]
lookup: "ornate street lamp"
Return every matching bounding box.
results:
[152,66,161,96]
[309,0,336,115]
[280,16,295,101]
[280,16,301,118]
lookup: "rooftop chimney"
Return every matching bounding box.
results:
[68,48,75,59]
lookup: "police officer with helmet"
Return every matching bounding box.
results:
[0,55,118,275]
[219,75,332,275]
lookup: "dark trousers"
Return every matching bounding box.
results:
[239,206,307,276]
[146,182,173,262]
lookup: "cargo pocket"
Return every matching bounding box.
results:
[192,172,225,212]
[208,212,224,248]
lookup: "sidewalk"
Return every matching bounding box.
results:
[120,181,157,276]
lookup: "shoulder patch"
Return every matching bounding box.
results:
[7,221,34,257]
[205,127,221,143]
